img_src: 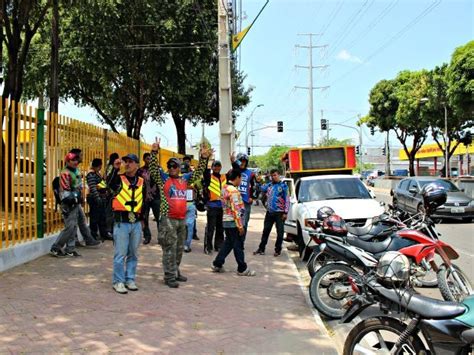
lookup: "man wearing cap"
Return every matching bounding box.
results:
[108,153,146,294]
[50,152,100,257]
[149,141,212,288]
[202,160,226,254]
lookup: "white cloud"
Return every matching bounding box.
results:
[336,49,363,63]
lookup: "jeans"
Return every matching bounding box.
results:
[142,198,161,239]
[213,227,247,273]
[87,195,108,240]
[159,216,187,281]
[258,212,285,253]
[185,204,196,248]
[205,206,224,251]
[112,222,142,284]
[52,204,96,253]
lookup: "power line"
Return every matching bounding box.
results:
[319,1,345,35]
[329,0,441,86]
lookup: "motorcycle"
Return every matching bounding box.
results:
[305,214,473,319]
[342,273,474,354]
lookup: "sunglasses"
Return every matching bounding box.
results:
[167,163,179,169]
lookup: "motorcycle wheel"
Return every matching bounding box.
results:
[309,263,359,319]
[307,251,335,278]
[438,263,474,302]
[343,317,426,355]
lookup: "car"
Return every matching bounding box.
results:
[284,175,385,255]
[391,177,474,222]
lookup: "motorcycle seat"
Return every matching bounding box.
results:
[347,225,371,236]
[346,235,392,254]
[374,283,466,319]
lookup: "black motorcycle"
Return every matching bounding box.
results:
[342,274,474,354]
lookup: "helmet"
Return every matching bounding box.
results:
[236,153,249,162]
[317,206,335,221]
[376,251,410,284]
[167,157,181,166]
[322,214,348,236]
[421,182,447,213]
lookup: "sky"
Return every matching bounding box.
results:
[59,0,473,159]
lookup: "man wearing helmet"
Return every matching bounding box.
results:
[230,152,258,242]
[149,140,212,288]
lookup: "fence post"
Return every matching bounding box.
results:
[103,129,108,163]
[36,100,45,238]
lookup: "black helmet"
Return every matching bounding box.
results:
[322,214,348,236]
[236,153,249,162]
[421,182,447,213]
[317,206,335,221]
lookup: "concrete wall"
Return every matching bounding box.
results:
[0,233,58,273]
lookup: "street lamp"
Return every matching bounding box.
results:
[419,98,449,177]
[239,104,264,152]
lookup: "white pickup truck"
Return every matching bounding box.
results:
[283,174,385,257]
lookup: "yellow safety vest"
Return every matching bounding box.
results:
[208,174,226,201]
[112,175,144,213]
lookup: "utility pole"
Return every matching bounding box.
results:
[295,34,329,147]
[218,0,233,171]
[386,130,391,175]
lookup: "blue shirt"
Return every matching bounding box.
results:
[261,180,290,213]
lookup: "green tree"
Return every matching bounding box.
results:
[252,145,290,172]
[447,40,474,120]
[362,70,431,176]
[318,137,353,147]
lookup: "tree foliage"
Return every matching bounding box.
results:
[251,145,290,172]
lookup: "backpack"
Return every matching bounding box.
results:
[52,176,61,211]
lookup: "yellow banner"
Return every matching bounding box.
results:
[399,141,474,160]
[232,26,250,52]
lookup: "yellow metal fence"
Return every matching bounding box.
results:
[1,99,183,249]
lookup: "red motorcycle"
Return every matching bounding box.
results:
[307,183,473,319]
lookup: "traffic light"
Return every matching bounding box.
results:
[382,147,386,156]
[356,145,360,155]
[370,126,375,135]
[321,119,328,130]
[277,121,283,132]
[247,147,251,155]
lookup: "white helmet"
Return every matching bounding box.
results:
[376,251,410,283]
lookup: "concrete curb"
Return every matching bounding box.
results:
[0,233,58,272]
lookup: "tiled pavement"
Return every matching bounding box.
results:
[0,206,337,354]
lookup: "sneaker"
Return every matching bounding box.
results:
[50,248,66,258]
[176,275,188,282]
[85,239,100,247]
[204,249,212,255]
[237,269,256,277]
[253,249,265,255]
[193,235,200,241]
[143,236,151,245]
[165,280,179,288]
[125,281,139,291]
[65,250,81,257]
[113,282,128,294]
[211,265,225,273]
[75,241,85,247]
[184,246,191,253]
[274,251,281,257]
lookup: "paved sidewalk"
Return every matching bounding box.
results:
[0,206,337,354]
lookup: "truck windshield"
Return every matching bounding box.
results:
[298,178,371,202]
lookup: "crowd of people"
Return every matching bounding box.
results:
[49,143,290,294]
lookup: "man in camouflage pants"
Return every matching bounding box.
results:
[149,141,211,288]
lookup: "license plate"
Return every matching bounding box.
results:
[451,207,465,213]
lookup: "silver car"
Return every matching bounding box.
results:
[392,177,474,222]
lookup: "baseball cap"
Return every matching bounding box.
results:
[122,154,139,163]
[167,157,181,166]
[212,160,222,167]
